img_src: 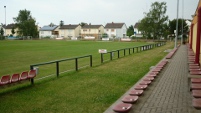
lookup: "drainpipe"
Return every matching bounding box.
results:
[190,24,194,49]
[195,7,201,64]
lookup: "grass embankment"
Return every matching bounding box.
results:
[0,41,174,113]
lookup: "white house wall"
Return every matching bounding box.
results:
[75,26,81,37]
[105,24,127,38]
[39,31,54,39]
[105,29,117,38]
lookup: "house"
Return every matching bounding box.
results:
[39,25,59,39]
[81,24,104,39]
[59,24,81,38]
[3,24,17,36]
[133,23,143,38]
[104,22,127,38]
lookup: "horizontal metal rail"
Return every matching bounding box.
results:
[101,42,166,63]
[30,55,92,83]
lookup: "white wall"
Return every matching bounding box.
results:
[39,31,54,39]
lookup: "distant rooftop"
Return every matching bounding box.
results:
[82,24,103,29]
[134,23,140,28]
[105,22,125,28]
[59,24,79,29]
[2,23,16,29]
[40,25,58,31]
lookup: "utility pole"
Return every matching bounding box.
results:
[175,0,179,48]
[4,6,6,37]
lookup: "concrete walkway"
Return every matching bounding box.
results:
[104,45,201,113]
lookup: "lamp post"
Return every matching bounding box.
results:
[175,0,179,48]
[181,0,184,44]
[4,6,6,37]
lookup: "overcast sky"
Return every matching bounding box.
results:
[0,0,199,27]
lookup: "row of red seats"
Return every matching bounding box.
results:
[112,60,168,113]
[0,70,36,86]
[187,44,201,109]
[165,47,179,59]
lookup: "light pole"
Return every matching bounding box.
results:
[181,0,184,44]
[4,6,6,37]
[175,0,179,48]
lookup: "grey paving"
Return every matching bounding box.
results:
[104,45,201,113]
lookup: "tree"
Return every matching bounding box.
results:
[169,19,188,37]
[49,22,55,27]
[127,25,134,37]
[60,20,64,26]
[0,27,4,36]
[102,33,108,38]
[138,2,169,40]
[11,27,15,36]
[13,9,38,38]
[80,22,88,27]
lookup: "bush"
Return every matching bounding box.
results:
[0,35,5,40]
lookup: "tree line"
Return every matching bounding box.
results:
[127,1,189,42]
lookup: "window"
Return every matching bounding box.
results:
[111,29,114,32]
[41,31,44,34]
[107,29,109,31]
[83,29,87,32]
[68,30,72,33]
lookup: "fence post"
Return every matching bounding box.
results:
[75,58,78,71]
[118,50,120,58]
[110,52,113,60]
[101,53,103,63]
[90,55,92,67]
[30,65,34,84]
[56,61,59,77]
[133,47,134,53]
[129,48,131,55]
[124,49,126,56]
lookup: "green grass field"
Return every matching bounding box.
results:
[0,40,147,77]
[0,40,174,113]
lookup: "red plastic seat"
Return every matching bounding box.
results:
[129,90,143,96]
[192,90,201,98]
[189,57,195,59]
[112,102,132,113]
[191,78,201,83]
[122,95,139,103]
[11,73,20,83]
[139,80,151,85]
[156,65,164,68]
[20,71,28,80]
[149,72,158,75]
[190,68,201,71]
[190,66,200,69]
[28,70,36,78]
[134,85,148,90]
[191,84,201,90]
[190,71,201,75]
[143,78,153,81]
[151,69,161,72]
[193,98,201,109]
[146,74,156,77]
[189,63,199,66]
[0,75,10,85]
[144,76,154,81]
